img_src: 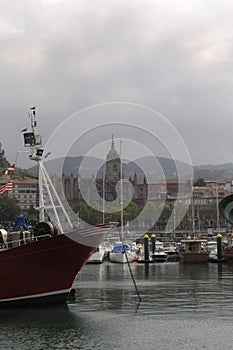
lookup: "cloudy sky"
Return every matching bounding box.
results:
[1,0,233,168]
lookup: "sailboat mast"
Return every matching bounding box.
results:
[191,197,195,237]
[120,140,123,241]
[102,168,105,224]
[216,183,220,233]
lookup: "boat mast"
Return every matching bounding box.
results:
[24,107,45,222]
[173,204,176,239]
[102,168,105,224]
[120,140,123,241]
[191,196,195,238]
[216,183,220,233]
[22,107,73,232]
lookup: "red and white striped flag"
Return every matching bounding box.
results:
[0,180,13,195]
[1,164,15,175]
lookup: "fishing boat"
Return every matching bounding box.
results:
[0,108,117,306]
[109,243,136,263]
[180,238,209,263]
[179,197,209,263]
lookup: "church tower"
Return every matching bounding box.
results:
[105,136,121,181]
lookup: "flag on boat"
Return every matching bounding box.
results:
[0,180,13,195]
[1,164,15,175]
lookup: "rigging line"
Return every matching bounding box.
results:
[119,138,141,304]
[40,162,73,229]
[14,150,29,168]
[39,162,63,233]
[122,235,142,304]
[38,160,45,222]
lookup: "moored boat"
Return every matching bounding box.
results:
[205,240,218,262]
[163,241,181,261]
[86,245,105,264]
[180,239,209,263]
[0,108,117,306]
[151,248,168,262]
[109,243,136,263]
[221,234,233,262]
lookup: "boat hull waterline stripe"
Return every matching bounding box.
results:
[0,288,70,303]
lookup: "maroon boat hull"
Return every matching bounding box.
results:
[0,234,94,306]
[180,252,209,263]
[3,110,117,306]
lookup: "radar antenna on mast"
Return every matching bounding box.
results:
[22,107,73,232]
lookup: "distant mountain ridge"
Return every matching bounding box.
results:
[29,156,233,181]
[193,163,233,181]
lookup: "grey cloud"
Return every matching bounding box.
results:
[0,0,233,167]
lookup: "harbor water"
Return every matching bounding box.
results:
[1,261,233,349]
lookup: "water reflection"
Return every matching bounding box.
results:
[0,262,233,349]
[72,261,233,317]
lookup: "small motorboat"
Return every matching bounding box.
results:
[86,245,105,264]
[151,248,168,262]
[163,242,180,261]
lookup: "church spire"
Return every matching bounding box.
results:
[105,135,121,181]
[111,135,115,149]
[106,135,120,162]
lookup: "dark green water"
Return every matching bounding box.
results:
[1,262,233,349]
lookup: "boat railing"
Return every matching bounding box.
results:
[0,234,52,250]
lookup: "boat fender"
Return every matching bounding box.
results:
[0,229,8,245]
